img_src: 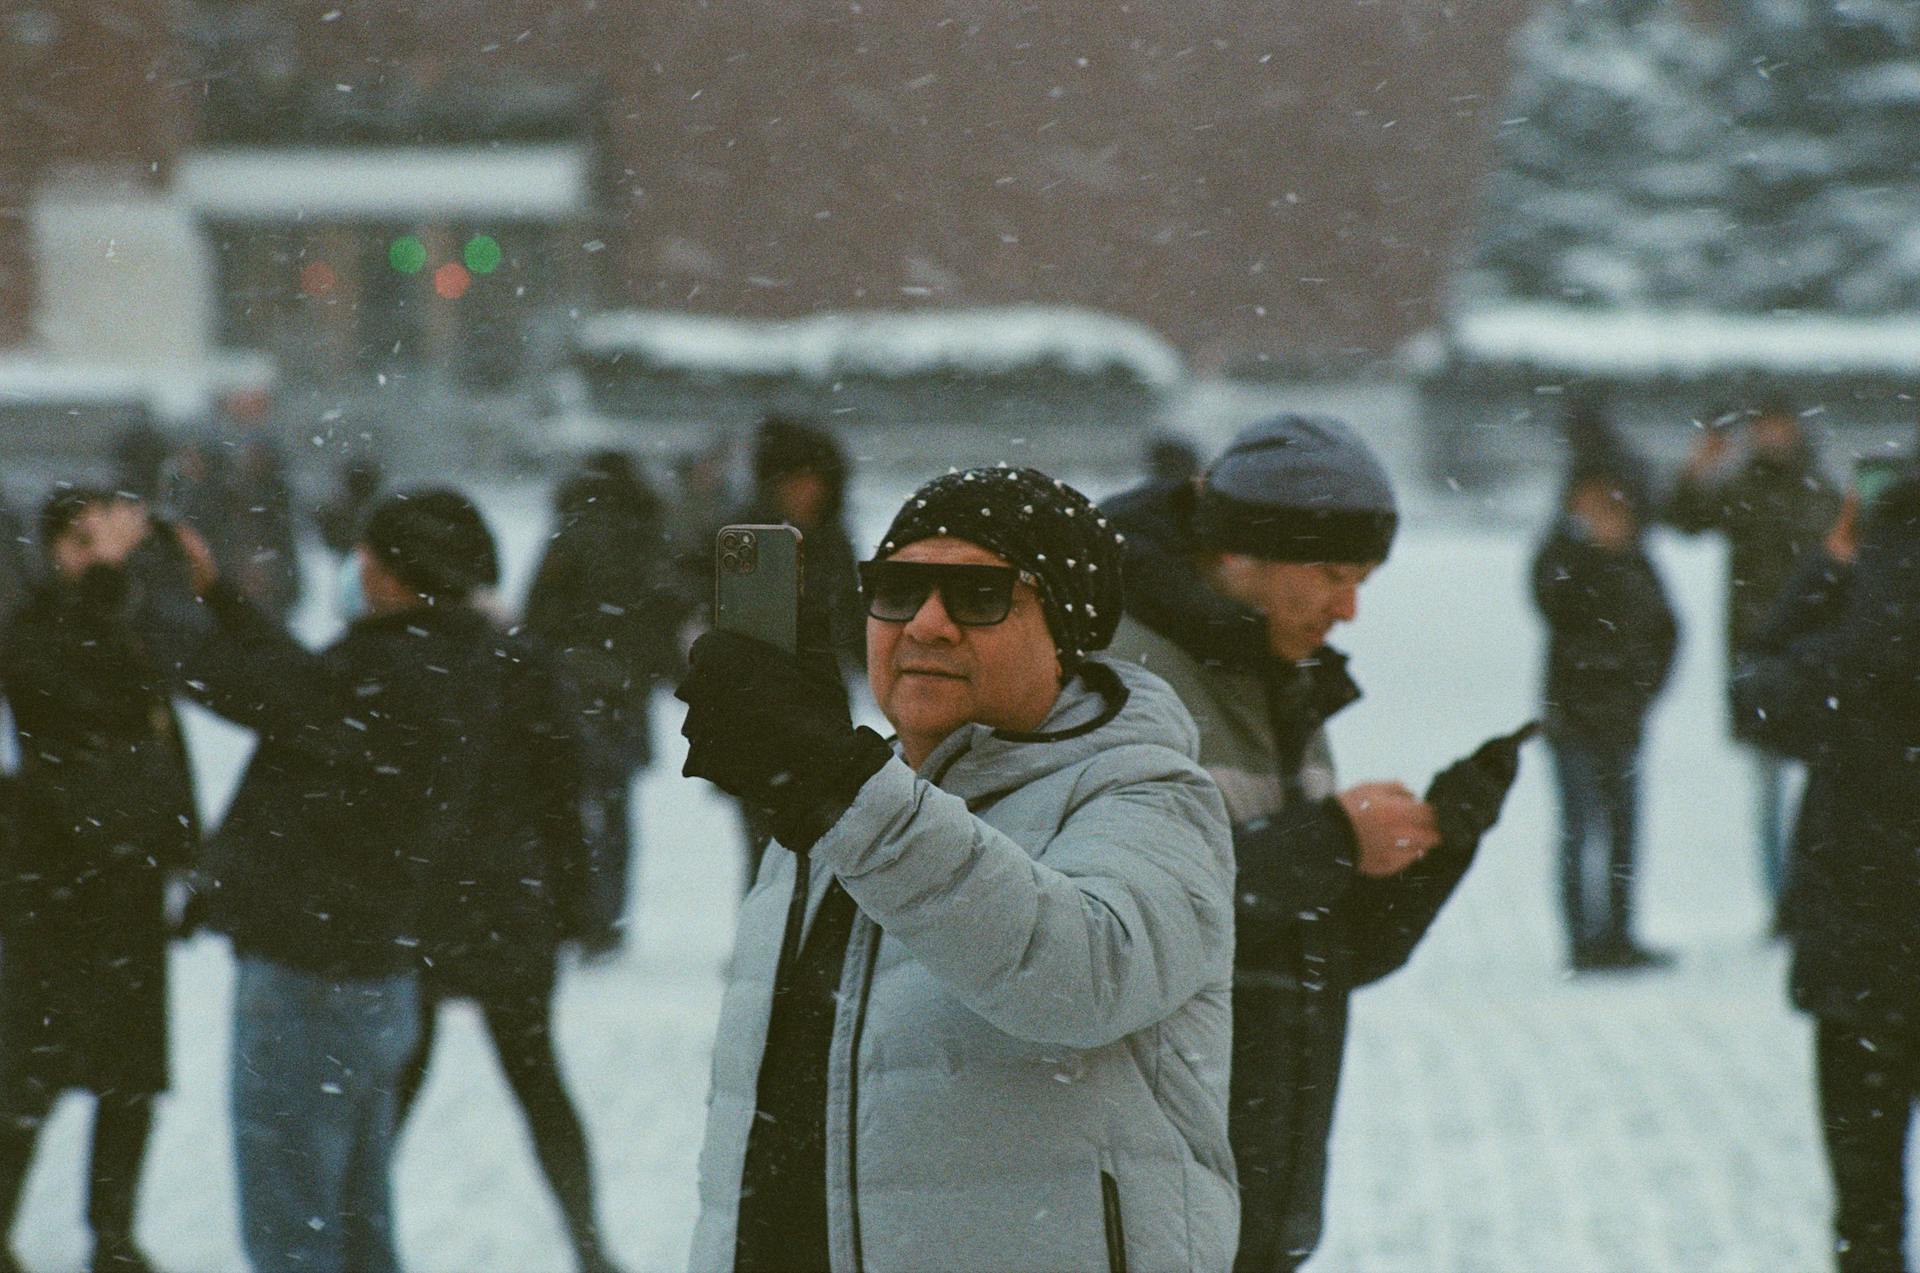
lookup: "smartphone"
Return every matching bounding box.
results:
[714,524,803,655]
[1854,457,1905,511]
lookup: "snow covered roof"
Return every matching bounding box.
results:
[174,145,588,221]
[574,306,1187,389]
[0,351,276,420]
[1439,303,1920,378]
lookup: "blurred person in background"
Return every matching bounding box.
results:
[0,498,29,632]
[1735,472,1920,1273]
[1533,416,1679,973]
[524,449,684,956]
[0,488,201,1273]
[124,488,530,1273]
[157,435,234,580]
[722,416,864,890]
[1106,415,1519,1272]
[677,466,1237,1272]
[400,511,622,1273]
[665,435,738,618]
[1666,394,1838,922]
[1141,430,1201,487]
[316,454,385,558]
[110,423,170,505]
[220,391,301,625]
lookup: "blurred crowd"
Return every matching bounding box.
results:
[0,394,1912,1273]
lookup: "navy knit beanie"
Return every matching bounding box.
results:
[875,466,1125,665]
[361,488,499,600]
[1193,414,1398,563]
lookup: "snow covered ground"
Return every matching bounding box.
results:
[3,452,1903,1272]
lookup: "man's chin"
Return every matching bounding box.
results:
[886,683,973,734]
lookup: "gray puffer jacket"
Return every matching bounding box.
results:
[689,658,1238,1273]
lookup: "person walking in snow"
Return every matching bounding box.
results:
[1533,425,1679,973]
[397,579,621,1273]
[0,488,201,1273]
[714,417,865,894]
[126,488,568,1273]
[1734,471,1920,1273]
[1104,415,1522,1272]
[524,449,684,957]
[1665,395,1838,919]
[676,467,1238,1272]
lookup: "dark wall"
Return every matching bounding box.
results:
[1,0,1533,370]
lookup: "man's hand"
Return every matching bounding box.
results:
[676,631,892,852]
[1338,781,1441,878]
[1425,722,1535,851]
[171,522,221,595]
[1824,491,1860,567]
[1685,426,1732,478]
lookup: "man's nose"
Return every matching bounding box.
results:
[1330,586,1359,623]
[903,588,961,641]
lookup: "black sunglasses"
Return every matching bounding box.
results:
[858,560,1038,626]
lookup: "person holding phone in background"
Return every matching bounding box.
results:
[0,489,200,1273]
[676,467,1239,1272]
[1103,415,1525,1272]
[1733,462,1920,1273]
[717,417,865,893]
[1666,394,1839,923]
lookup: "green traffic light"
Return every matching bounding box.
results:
[463,235,502,275]
[388,236,427,275]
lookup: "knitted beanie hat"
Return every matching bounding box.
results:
[361,488,499,600]
[1193,413,1398,563]
[875,466,1125,664]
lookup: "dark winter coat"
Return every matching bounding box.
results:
[1105,481,1482,1258]
[0,569,199,1097]
[1531,521,1679,742]
[524,468,682,769]
[1733,480,1920,1031]
[1667,446,1839,662]
[0,502,28,631]
[136,576,586,981]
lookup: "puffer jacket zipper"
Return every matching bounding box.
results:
[843,925,881,1272]
[1100,1171,1128,1273]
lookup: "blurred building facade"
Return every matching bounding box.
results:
[2,0,1533,395]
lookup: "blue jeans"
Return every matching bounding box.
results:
[231,958,420,1273]
[1548,732,1642,952]
[1748,746,1797,904]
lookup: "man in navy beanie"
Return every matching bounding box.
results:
[122,489,593,1273]
[1106,415,1521,1272]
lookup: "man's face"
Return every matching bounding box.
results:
[772,470,829,529]
[1209,555,1378,661]
[50,500,147,580]
[866,536,1063,760]
[1750,413,1799,456]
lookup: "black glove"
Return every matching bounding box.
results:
[676,631,893,852]
[1424,721,1538,851]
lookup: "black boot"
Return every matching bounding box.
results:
[86,1096,156,1273]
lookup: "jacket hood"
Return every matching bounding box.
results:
[1106,481,1364,722]
[917,656,1198,806]
[1105,481,1270,669]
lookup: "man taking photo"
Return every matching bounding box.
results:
[676,466,1239,1272]
[1106,414,1522,1273]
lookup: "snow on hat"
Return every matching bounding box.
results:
[875,466,1126,665]
[1194,413,1398,563]
[361,487,499,600]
